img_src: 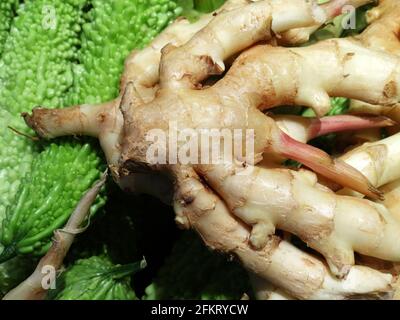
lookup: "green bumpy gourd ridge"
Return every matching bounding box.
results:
[0,0,91,291]
[0,0,88,222]
[0,110,37,297]
[0,142,105,259]
[0,109,37,226]
[0,0,18,56]
[48,255,141,300]
[0,0,104,260]
[65,0,182,105]
[144,231,251,300]
[0,0,88,116]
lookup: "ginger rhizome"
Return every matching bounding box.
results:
[22,0,400,299]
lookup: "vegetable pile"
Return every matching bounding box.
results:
[1,0,400,300]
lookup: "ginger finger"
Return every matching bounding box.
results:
[23,100,123,167]
[344,0,400,123]
[359,0,400,56]
[280,0,374,44]
[121,7,218,100]
[380,180,400,299]
[356,178,400,300]
[173,166,394,299]
[25,39,398,195]
[216,39,400,117]
[267,114,394,198]
[159,0,326,90]
[339,132,400,188]
[26,36,400,198]
[337,3,400,193]
[196,161,400,277]
[122,0,343,101]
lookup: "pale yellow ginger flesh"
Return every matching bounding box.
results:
[280,0,374,44]
[250,274,294,300]
[22,0,400,299]
[250,128,400,296]
[196,161,400,277]
[346,0,400,122]
[173,167,393,300]
[27,36,400,197]
[340,132,400,188]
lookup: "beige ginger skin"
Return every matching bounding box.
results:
[22,0,400,299]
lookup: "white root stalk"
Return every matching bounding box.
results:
[2,173,107,300]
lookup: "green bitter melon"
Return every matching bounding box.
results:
[48,255,143,300]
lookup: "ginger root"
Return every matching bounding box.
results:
[22,0,400,299]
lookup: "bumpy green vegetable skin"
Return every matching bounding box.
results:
[0,0,17,55]
[0,142,105,260]
[0,0,87,115]
[0,110,37,225]
[144,232,251,300]
[49,255,139,300]
[0,0,90,288]
[0,0,87,223]
[66,0,182,105]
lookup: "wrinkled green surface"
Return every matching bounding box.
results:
[0,0,18,56]
[144,231,251,300]
[48,255,140,300]
[66,0,182,105]
[0,142,105,259]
